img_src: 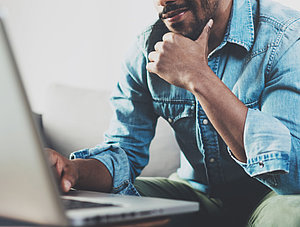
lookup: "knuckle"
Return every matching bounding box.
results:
[148,52,155,61]
[146,62,155,73]
[151,62,159,72]
[168,33,176,42]
[154,41,162,51]
[163,32,174,41]
[162,33,168,41]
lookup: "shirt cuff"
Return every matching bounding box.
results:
[70,144,139,195]
[230,108,291,177]
[228,146,289,176]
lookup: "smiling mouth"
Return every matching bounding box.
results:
[162,7,189,21]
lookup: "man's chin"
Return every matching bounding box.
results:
[181,26,204,41]
[186,31,202,41]
[166,22,201,41]
[171,29,200,41]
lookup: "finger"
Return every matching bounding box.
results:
[148,51,159,62]
[62,178,72,192]
[44,148,66,177]
[162,32,175,42]
[55,156,65,177]
[61,165,76,192]
[146,62,157,74]
[44,148,58,166]
[196,19,213,44]
[154,41,163,52]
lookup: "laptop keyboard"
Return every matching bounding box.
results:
[62,199,116,210]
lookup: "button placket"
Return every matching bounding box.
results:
[197,103,224,184]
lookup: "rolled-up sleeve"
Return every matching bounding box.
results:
[235,31,300,194]
[243,109,291,176]
[70,33,158,195]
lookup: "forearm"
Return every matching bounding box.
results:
[146,22,248,162]
[72,159,113,193]
[189,66,248,162]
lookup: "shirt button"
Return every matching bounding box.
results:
[209,158,215,163]
[168,118,173,124]
[259,161,264,168]
[191,105,195,111]
[203,119,209,125]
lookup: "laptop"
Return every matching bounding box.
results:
[0,12,199,226]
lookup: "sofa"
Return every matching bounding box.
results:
[40,83,181,177]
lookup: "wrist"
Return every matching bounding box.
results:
[188,65,215,95]
[71,159,112,192]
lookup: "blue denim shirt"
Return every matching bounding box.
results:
[71,0,300,195]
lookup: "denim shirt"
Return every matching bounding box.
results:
[71,0,300,195]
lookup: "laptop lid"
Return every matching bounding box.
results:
[0,12,199,226]
[0,13,69,226]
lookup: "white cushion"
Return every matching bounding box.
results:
[43,84,180,177]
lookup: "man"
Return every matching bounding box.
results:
[47,0,300,226]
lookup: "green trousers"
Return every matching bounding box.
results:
[134,174,300,227]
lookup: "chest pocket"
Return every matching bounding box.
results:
[152,100,195,125]
[152,100,197,150]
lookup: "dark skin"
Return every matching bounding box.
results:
[149,0,248,162]
[46,148,112,192]
[47,0,245,193]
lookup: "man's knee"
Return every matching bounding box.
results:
[248,192,300,227]
[134,176,199,200]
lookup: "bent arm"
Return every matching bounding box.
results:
[191,39,300,194]
[189,66,248,162]
[147,19,300,194]
[240,39,300,194]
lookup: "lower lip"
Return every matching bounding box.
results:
[167,11,187,23]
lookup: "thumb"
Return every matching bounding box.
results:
[195,19,213,44]
[62,178,72,192]
[61,162,78,192]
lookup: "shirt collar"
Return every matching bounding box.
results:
[220,0,255,52]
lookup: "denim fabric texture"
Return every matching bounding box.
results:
[70,0,300,195]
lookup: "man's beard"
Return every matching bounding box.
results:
[159,0,216,40]
[170,13,206,40]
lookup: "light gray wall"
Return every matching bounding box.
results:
[0,0,157,113]
[0,0,299,113]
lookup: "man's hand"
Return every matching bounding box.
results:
[147,19,213,92]
[147,18,248,162]
[45,148,79,192]
[45,148,113,193]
